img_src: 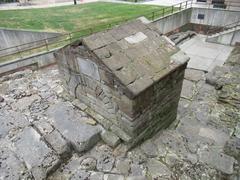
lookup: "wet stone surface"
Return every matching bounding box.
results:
[0,46,240,180]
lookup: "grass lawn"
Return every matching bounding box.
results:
[0,2,169,33]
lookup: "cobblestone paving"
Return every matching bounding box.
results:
[0,47,240,179]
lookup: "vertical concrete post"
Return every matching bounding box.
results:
[152,12,155,21]
[16,46,22,59]
[45,39,49,51]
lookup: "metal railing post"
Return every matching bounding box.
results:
[162,8,165,17]
[68,33,72,43]
[179,2,182,11]
[171,5,174,13]
[108,24,111,30]
[152,12,155,21]
[185,1,188,9]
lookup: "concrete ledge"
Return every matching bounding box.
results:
[0,48,59,76]
[0,28,61,50]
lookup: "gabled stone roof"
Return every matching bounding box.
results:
[82,20,183,97]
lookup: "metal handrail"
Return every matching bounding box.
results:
[206,20,240,37]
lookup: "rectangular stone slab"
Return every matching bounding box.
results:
[14,127,60,179]
[46,102,102,153]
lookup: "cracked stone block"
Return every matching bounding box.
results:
[49,153,81,180]
[126,176,147,180]
[184,69,205,82]
[104,174,124,180]
[129,163,145,176]
[0,110,29,139]
[198,127,229,147]
[89,172,104,180]
[33,119,54,135]
[235,123,240,138]
[101,130,120,148]
[47,102,101,152]
[165,152,181,167]
[80,157,97,171]
[177,98,191,119]
[115,158,131,175]
[199,149,235,174]
[205,66,229,86]
[146,159,172,179]
[96,153,115,172]
[181,79,196,100]
[224,137,240,162]
[12,94,41,112]
[14,127,60,179]
[72,99,88,111]
[0,145,31,180]
[70,169,90,180]
[140,140,158,158]
[154,131,188,157]
[44,129,71,159]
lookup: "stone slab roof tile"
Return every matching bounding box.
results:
[127,76,154,96]
[82,20,186,98]
[114,64,140,86]
[102,52,131,71]
[83,31,116,50]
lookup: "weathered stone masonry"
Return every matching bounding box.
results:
[55,20,189,147]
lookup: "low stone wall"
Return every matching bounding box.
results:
[0,49,57,76]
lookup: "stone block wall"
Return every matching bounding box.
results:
[55,42,187,148]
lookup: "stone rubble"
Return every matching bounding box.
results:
[168,31,196,45]
[0,46,240,180]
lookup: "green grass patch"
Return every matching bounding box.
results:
[0,2,168,33]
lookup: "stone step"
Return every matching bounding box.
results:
[14,127,61,179]
[46,102,102,153]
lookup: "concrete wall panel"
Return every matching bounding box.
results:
[153,8,192,34]
[0,28,60,49]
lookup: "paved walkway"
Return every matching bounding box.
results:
[0,0,98,10]
[179,35,234,72]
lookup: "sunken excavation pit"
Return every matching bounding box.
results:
[54,20,189,148]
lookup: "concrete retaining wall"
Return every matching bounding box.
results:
[153,7,240,34]
[153,8,192,34]
[191,8,240,27]
[0,49,57,76]
[0,28,60,49]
